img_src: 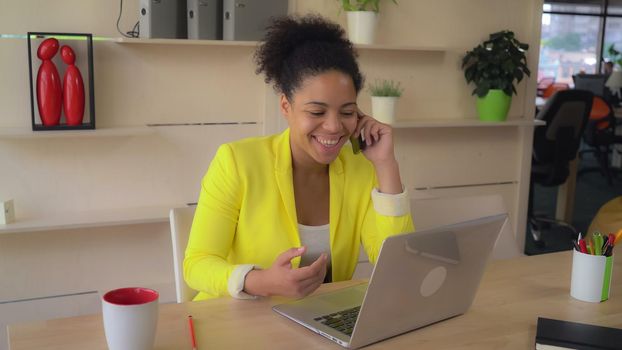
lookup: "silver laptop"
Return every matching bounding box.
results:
[273,214,508,349]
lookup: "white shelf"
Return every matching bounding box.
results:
[114,37,446,52]
[391,119,546,128]
[115,37,258,47]
[0,206,174,235]
[0,126,154,139]
[355,43,446,52]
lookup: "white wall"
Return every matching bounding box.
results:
[1,0,543,216]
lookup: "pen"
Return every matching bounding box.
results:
[188,315,197,350]
[577,231,582,244]
[607,233,616,257]
[601,236,610,256]
[579,239,588,254]
[588,236,594,255]
[572,240,581,252]
[594,234,602,256]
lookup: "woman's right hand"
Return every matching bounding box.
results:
[243,247,328,298]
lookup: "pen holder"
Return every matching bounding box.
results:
[570,249,614,303]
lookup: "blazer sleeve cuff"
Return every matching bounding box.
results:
[227,264,259,299]
[371,187,410,217]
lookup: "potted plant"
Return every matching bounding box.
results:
[369,79,403,124]
[462,30,530,121]
[606,44,622,68]
[339,0,397,44]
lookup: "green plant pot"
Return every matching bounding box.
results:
[476,90,511,122]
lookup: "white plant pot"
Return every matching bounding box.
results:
[346,11,377,45]
[371,96,398,124]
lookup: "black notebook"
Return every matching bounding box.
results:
[535,317,622,350]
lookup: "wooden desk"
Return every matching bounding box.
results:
[8,251,622,349]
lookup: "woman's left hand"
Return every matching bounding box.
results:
[354,109,396,166]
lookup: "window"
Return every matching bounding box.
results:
[539,1,622,85]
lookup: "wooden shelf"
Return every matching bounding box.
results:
[0,206,174,235]
[115,37,258,47]
[391,119,546,128]
[354,43,446,52]
[114,37,446,52]
[0,126,154,139]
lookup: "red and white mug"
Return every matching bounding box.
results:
[102,287,159,350]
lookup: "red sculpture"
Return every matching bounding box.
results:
[36,38,62,126]
[61,45,85,126]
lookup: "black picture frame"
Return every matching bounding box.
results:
[27,32,95,131]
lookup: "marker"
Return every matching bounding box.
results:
[577,231,582,244]
[601,236,610,256]
[607,233,616,257]
[572,240,581,252]
[587,235,594,255]
[188,315,197,350]
[594,234,602,256]
[579,239,588,254]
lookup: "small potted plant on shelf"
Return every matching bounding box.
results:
[339,0,397,44]
[462,30,530,122]
[369,79,403,124]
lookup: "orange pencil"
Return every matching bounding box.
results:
[188,315,197,350]
[615,229,622,245]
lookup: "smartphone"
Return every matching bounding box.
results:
[350,134,366,154]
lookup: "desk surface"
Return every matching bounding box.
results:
[8,251,622,349]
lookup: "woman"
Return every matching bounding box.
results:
[184,15,414,301]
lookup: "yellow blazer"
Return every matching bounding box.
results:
[184,129,414,300]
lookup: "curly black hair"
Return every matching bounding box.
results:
[254,14,363,100]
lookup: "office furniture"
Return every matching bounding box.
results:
[579,96,622,185]
[169,206,198,303]
[537,77,555,97]
[529,90,593,245]
[536,83,569,116]
[542,82,569,98]
[8,251,622,349]
[573,74,607,97]
[588,196,622,235]
[543,105,622,225]
[411,195,520,260]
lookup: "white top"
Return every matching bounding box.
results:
[227,187,411,299]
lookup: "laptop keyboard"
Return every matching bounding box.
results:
[314,306,360,336]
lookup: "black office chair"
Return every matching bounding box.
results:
[573,74,607,97]
[528,89,593,246]
[578,95,622,185]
